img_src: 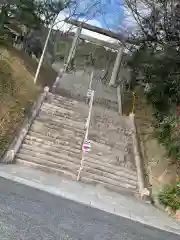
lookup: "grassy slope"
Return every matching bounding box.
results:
[9,46,57,88]
[0,46,56,157]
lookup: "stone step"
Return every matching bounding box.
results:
[16,152,79,177]
[48,98,81,111]
[92,135,133,148]
[89,140,125,155]
[84,155,137,178]
[88,134,129,150]
[42,102,76,114]
[28,131,82,148]
[83,166,137,187]
[80,176,136,195]
[81,171,137,190]
[49,95,80,108]
[18,144,137,182]
[16,159,77,179]
[27,129,131,163]
[26,132,136,177]
[90,111,128,122]
[48,99,88,118]
[36,113,85,131]
[16,151,137,192]
[21,143,81,163]
[39,109,86,126]
[42,101,86,116]
[90,119,132,131]
[35,118,85,137]
[89,124,133,140]
[25,135,134,171]
[25,135,81,154]
[31,121,84,139]
[41,103,85,121]
[49,93,78,104]
[25,131,124,165]
[16,159,135,195]
[18,147,81,168]
[89,122,133,138]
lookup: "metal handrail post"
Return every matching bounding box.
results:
[84,90,94,140]
[77,90,94,181]
[86,70,94,104]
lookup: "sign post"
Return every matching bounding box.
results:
[82,139,91,152]
[77,139,91,181]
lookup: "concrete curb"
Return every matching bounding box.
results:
[129,113,150,200]
[0,165,179,235]
[1,89,48,164]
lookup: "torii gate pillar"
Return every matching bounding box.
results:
[64,25,82,71]
[109,46,124,86]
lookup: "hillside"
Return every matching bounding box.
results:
[0,46,57,157]
[123,88,178,215]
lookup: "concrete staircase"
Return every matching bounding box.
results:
[15,93,138,195]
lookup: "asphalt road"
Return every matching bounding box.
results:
[0,177,179,240]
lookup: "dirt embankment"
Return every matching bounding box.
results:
[123,88,176,197]
[0,46,56,157]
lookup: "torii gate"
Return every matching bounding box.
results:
[64,18,124,86]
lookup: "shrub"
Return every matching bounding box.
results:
[154,115,180,161]
[158,183,180,211]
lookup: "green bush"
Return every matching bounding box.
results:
[158,183,180,211]
[154,115,180,161]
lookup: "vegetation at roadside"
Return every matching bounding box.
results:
[125,0,180,211]
[158,182,180,211]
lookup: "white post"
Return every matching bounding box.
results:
[65,25,82,71]
[117,84,122,115]
[33,26,53,84]
[109,46,124,86]
[89,70,94,89]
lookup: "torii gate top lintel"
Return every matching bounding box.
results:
[64,18,124,87]
[64,18,124,43]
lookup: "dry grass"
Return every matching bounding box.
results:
[0,47,42,157]
[8,46,57,88]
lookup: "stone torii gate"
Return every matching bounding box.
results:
[64,18,124,86]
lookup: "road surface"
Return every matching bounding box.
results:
[0,177,179,240]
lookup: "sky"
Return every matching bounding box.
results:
[56,0,125,42]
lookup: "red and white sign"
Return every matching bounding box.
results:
[82,139,91,152]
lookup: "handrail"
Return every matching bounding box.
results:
[84,89,94,140]
[77,88,95,181]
